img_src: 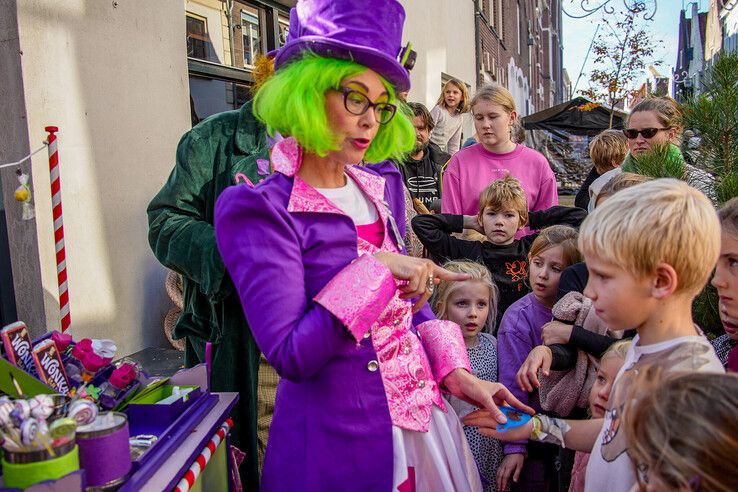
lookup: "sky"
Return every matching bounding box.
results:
[561,0,709,98]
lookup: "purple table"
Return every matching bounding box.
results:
[124,392,239,492]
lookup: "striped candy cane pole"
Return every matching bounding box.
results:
[45,126,71,332]
[173,418,233,492]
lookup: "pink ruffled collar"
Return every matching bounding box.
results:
[272,137,387,215]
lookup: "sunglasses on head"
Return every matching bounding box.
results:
[622,127,670,139]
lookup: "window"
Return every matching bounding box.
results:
[517,2,521,54]
[242,6,262,66]
[278,13,290,47]
[492,0,504,40]
[189,76,252,124]
[488,1,493,28]
[186,15,212,61]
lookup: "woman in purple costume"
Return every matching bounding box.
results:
[214,1,532,490]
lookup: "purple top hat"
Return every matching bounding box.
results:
[274,0,411,92]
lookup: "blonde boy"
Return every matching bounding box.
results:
[587,130,628,211]
[474,174,529,245]
[412,174,585,327]
[464,179,724,492]
[589,130,628,175]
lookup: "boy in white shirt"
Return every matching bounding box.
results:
[464,178,724,492]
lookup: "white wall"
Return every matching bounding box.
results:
[508,58,532,116]
[16,1,191,356]
[723,1,738,53]
[400,0,477,139]
[688,3,705,85]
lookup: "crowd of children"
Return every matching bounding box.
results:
[404,85,738,492]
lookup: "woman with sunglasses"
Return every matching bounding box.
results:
[621,97,684,172]
[214,2,532,491]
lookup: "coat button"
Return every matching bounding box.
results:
[367,360,379,372]
[363,330,371,339]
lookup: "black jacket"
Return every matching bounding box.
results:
[575,167,600,210]
[412,206,587,329]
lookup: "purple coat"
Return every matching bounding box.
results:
[214,139,469,491]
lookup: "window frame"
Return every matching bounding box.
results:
[241,5,263,68]
[186,13,211,61]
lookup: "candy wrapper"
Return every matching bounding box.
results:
[50,331,73,353]
[32,339,71,395]
[13,172,35,220]
[1,321,36,372]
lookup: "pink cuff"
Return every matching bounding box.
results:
[314,255,397,342]
[416,320,471,382]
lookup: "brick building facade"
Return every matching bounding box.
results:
[475,0,564,116]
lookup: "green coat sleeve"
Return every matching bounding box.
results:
[147,130,230,301]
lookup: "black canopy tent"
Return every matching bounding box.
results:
[522,96,627,134]
[521,97,628,191]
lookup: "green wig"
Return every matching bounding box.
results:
[253,54,415,163]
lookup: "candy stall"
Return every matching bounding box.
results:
[0,322,239,491]
[0,127,239,490]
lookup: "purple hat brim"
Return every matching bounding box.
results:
[274,37,411,92]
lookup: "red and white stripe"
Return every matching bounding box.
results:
[45,126,71,332]
[172,418,233,492]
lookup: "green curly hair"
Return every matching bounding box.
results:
[253,54,415,163]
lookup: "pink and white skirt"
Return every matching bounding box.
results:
[392,403,482,491]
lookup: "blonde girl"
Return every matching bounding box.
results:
[624,369,738,492]
[436,260,503,491]
[569,340,631,492]
[429,79,469,154]
[441,84,557,238]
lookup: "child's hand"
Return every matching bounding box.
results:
[462,215,485,234]
[541,321,573,345]
[516,345,553,392]
[497,453,525,491]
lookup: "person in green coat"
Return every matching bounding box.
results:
[147,99,269,489]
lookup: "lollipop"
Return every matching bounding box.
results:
[13,400,30,419]
[0,400,15,427]
[29,395,55,420]
[10,400,30,426]
[49,417,76,446]
[68,399,97,426]
[19,418,39,445]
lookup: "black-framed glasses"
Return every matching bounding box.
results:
[623,127,671,139]
[337,87,397,124]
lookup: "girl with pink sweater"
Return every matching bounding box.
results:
[442,84,557,237]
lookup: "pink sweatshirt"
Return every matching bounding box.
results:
[441,143,558,237]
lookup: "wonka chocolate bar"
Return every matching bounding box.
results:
[1,321,35,372]
[32,339,71,395]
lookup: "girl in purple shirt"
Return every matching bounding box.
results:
[496,226,581,490]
